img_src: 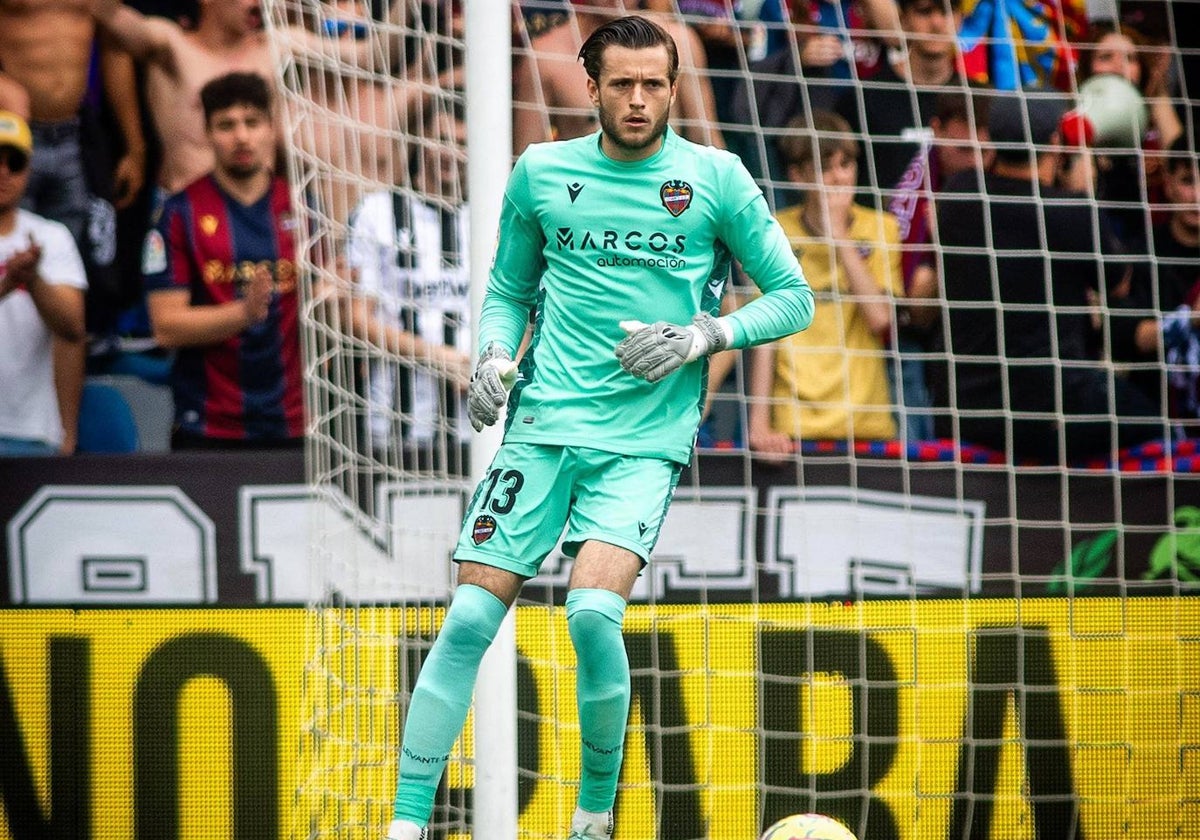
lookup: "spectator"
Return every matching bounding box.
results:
[345,104,473,470]
[644,0,761,127]
[1111,137,1200,438]
[934,92,1162,464]
[887,87,990,440]
[748,110,902,456]
[92,0,276,196]
[0,111,88,456]
[1,0,146,363]
[285,0,462,226]
[1076,20,1182,153]
[0,0,144,245]
[726,0,899,204]
[142,72,303,450]
[835,0,962,203]
[1073,20,1183,249]
[512,0,726,153]
[795,0,900,104]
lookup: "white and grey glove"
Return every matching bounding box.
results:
[467,342,519,431]
[614,313,729,383]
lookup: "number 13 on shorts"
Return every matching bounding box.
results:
[452,443,682,580]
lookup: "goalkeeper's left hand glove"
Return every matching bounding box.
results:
[467,342,519,431]
[614,313,730,383]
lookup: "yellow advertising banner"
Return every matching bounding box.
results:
[0,600,1196,840]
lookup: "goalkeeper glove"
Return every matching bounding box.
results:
[467,342,519,431]
[614,313,730,383]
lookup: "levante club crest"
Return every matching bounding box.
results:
[660,180,692,217]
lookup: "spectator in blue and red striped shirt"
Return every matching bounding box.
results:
[142,71,303,450]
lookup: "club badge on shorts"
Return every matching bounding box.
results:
[472,514,497,545]
[660,180,693,217]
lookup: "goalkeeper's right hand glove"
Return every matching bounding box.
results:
[467,342,519,431]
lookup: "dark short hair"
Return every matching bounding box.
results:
[933,86,990,129]
[577,15,679,84]
[200,72,273,124]
[777,110,859,174]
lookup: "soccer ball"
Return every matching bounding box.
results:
[1077,73,1148,149]
[759,813,859,840]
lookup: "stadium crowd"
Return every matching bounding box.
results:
[0,0,1197,467]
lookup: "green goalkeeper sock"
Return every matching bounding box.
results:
[566,588,630,814]
[393,583,508,824]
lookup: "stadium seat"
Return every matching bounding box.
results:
[76,381,140,453]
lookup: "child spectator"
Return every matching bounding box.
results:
[749,110,902,456]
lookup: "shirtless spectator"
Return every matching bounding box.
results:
[0,0,145,233]
[512,0,725,153]
[95,0,433,223]
[281,0,460,225]
[0,0,146,415]
[92,0,275,196]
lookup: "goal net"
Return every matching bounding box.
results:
[267,2,1200,839]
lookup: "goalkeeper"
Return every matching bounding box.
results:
[386,14,813,840]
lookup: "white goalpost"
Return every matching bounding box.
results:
[266,2,1200,839]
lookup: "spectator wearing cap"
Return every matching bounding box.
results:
[0,111,88,455]
[932,92,1163,464]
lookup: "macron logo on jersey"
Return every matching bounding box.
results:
[568,182,584,203]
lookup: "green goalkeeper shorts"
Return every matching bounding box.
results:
[453,442,682,579]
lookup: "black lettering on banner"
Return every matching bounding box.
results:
[759,630,900,840]
[133,632,278,840]
[951,628,1080,839]
[623,632,704,840]
[516,657,539,815]
[0,636,90,839]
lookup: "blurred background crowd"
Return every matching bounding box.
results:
[0,0,1197,468]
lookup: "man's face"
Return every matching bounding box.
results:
[933,115,983,177]
[588,44,676,161]
[1165,162,1200,232]
[0,145,30,214]
[901,0,958,61]
[207,104,275,180]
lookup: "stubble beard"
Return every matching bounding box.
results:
[224,160,265,182]
[598,106,669,157]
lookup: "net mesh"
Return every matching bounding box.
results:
[265,2,1200,838]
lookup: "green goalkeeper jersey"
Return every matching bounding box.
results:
[481,128,813,465]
